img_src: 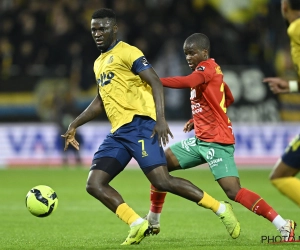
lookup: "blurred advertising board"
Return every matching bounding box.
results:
[223,67,280,123]
[0,122,298,168]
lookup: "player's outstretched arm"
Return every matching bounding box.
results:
[139,68,173,147]
[161,73,205,89]
[263,77,297,94]
[61,93,103,150]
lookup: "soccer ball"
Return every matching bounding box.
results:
[25,185,58,217]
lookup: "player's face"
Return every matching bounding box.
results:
[91,18,117,52]
[183,42,208,71]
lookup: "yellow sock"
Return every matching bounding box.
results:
[116,203,140,225]
[271,177,300,206]
[198,192,220,213]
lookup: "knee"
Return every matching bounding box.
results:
[86,182,96,196]
[86,180,103,197]
[151,178,172,192]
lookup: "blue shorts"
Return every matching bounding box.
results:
[281,134,300,169]
[93,116,167,169]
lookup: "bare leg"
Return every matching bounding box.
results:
[86,169,124,212]
[217,176,241,201]
[269,159,300,206]
[145,165,204,202]
[270,159,299,179]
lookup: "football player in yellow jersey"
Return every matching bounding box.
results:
[62,8,240,245]
[263,0,300,208]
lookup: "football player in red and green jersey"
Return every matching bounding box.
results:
[146,33,296,241]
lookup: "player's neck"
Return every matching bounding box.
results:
[101,39,118,53]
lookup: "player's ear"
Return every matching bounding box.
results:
[113,25,118,34]
[202,49,208,59]
[282,0,288,13]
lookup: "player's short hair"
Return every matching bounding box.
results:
[91,8,117,24]
[288,0,300,10]
[186,33,210,53]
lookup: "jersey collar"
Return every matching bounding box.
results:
[104,40,121,53]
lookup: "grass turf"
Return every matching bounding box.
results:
[0,167,299,250]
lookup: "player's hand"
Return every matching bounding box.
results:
[61,126,80,151]
[151,117,174,147]
[263,77,289,94]
[183,120,194,132]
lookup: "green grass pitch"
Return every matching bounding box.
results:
[0,167,299,250]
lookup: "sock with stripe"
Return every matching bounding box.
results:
[147,184,167,225]
[235,188,286,229]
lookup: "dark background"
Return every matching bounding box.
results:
[0,0,296,123]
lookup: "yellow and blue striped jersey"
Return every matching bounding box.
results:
[288,18,300,77]
[94,41,157,133]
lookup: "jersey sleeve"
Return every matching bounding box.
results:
[123,46,152,75]
[160,60,216,88]
[161,72,205,88]
[224,82,234,107]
